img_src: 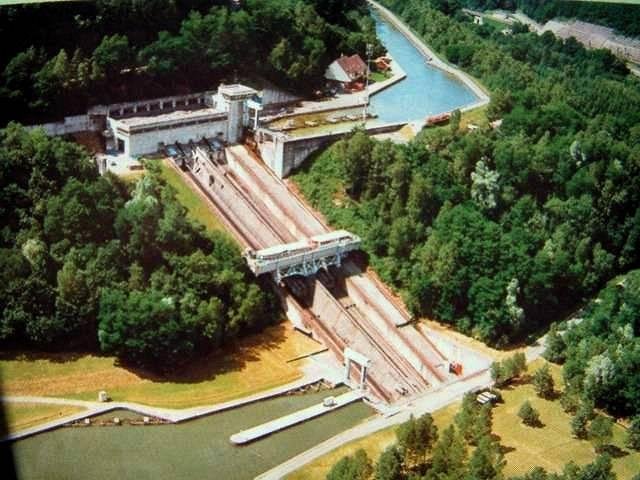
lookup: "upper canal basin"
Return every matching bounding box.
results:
[370,10,479,124]
[10,386,372,480]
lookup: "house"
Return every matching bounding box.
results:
[324,54,367,91]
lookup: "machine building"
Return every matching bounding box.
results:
[107,84,259,158]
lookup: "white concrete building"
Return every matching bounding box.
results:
[107,84,258,158]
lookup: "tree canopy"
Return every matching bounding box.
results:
[0,124,279,370]
[295,0,640,350]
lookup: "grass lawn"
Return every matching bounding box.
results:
[0,324,324,409]
[2,403,85,434]
[158,159,227,233]
[286,402,460,480]
[484,16,511,30]
[288,359,640,480]
[370,71,391,83]
[495,359,639,479]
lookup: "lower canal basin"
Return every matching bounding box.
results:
[10,386,372,480]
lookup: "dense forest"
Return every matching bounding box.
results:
[459,0,640,37]
[294,0,640,348]
[0,0,380,124]
[0,123,279,370]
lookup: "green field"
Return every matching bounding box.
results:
[2,403,85,434]
[0,324,323,409]
[158,159,227,234]
[288,359,640,480]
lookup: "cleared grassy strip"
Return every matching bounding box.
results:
[0,324,324,409]
[288,359,640,480]
[2,403,85,434]
[158,159,226,233]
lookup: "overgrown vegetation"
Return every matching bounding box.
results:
[543,270,640,419]
[0,0,381,124]
[0,123,279,370]
[295,0,639,348]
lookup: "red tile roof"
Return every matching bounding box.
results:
[336,54,367,79]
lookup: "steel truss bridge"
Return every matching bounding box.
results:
[243,230,361,282]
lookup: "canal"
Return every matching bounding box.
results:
[370,9,479,123]
[10,387,372,480]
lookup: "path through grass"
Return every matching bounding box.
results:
[2,403,85,434]
[288,359,640,480]
[0,324,323,409]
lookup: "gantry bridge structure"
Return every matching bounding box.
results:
[243,231,361,283]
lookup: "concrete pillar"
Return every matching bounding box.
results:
[344,358,351,383]
[360,366,366,389]
[172,100,176,108]
[146,104,151,112]
[133,105,138,113]
[226,99,244,143]
[119,108,124,116]
[160,101,164,110]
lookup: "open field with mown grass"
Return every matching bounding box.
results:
[158,159,227,233]
[0,324,323,409]
[2,403,85,434]
[288,359,640,480]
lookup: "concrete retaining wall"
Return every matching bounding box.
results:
[27,114,98,136]
[258,122,406,178]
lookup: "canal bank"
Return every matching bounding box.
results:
[368,0,489,111]
[10,387,372,480]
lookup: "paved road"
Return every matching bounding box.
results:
[256,369,492,480]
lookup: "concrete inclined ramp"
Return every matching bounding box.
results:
[176,142,454,402]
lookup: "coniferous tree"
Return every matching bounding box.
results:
[532,364,555,399]
[518,401,541,427]
[426,425,467,480]
[626,416,640,451]
[375,445,404,480]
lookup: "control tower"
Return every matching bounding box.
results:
[217,84,258,144]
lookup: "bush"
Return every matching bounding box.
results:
[518,400,541,427]
[589,415,613,453]
[532,364,555,399]
[626,416,640,451]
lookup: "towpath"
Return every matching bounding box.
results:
[1,373,324,442]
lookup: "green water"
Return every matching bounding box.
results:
[10,387,372,480]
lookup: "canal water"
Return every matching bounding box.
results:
[370,10,479,123]
[10,387,372,480]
